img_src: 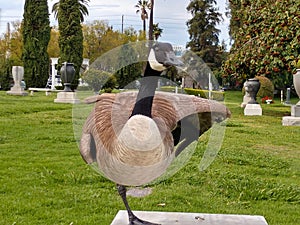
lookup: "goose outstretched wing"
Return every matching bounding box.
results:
[81,91,230,162]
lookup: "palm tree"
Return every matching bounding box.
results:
[52,0,89,23]
[135,0,152,34]
[148,0,154,40]
[153,23,162,40]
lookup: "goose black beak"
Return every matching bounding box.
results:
[164,51,184,67]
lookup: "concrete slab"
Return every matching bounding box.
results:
[282,116,300,126]
[244,104,262,116]
[111,210,268,225]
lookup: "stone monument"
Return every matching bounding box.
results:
[282,69,300,126]
[54,62,80,104]
[282,107,300,126]
[244,78,262,116]
[6,66,28,96]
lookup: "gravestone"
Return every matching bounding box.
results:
[284,88,291,105]
[282,105,300,126]
[282,87,300,126]
[6,66,28,96]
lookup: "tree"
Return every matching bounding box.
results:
[82,68,116,93]
[82,20,144,64]
[47,27,60,58]
[225,0,243,43]
[123,27,141,43]
[82,21,112,62]
[0,22,23,90]
[153,23,163,40]
[186,0,223,72]
[52,0,89,90]
[148,0,154,40]
[114,44,143,89]
[223,0,300,89]
[135,0,151,36]
[22,0,50,88]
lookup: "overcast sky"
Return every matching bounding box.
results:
[0,0,230,47]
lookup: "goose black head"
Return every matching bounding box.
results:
[148,42,183,72]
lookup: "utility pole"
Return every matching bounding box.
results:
[121,15,124,34]
[6,22,11,59]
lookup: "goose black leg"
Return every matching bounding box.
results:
[117,184,161,225]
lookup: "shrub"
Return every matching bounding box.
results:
[157,86,225,100]
[82,69,116,93]
[255,76,274,98]
[184,88,225,101]
[242,76,274,99]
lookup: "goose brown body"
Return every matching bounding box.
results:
[80,91,230,186]
[78,42,231,225]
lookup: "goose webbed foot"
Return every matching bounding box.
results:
[129,215,160,225]
[117,184,160,225]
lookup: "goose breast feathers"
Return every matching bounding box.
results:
[80,91,230,186]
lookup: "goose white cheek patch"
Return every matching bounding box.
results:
[148,49,166,72]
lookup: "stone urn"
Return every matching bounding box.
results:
[244,78,260,104]
[293,69,300,105]
[60,62,75,92]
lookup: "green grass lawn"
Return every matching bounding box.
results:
[0,91,299,225]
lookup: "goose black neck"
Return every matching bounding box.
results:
[130,62,161,118]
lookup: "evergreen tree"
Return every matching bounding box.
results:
[186,0,223,71]
[0,59,12,91]
[52,0,89,90]
[114,44,143,89]
[22,0,50,88]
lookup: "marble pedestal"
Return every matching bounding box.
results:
[7,86,28,96]
[111,211,268,225]
[54,91,80,104]
[282,116,300,126]
[244,104,262,116]
[291,105,300,117]
[282,105,300,126]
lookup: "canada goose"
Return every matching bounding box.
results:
[80,42,231,225]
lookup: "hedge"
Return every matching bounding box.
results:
[158,86,225,101]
